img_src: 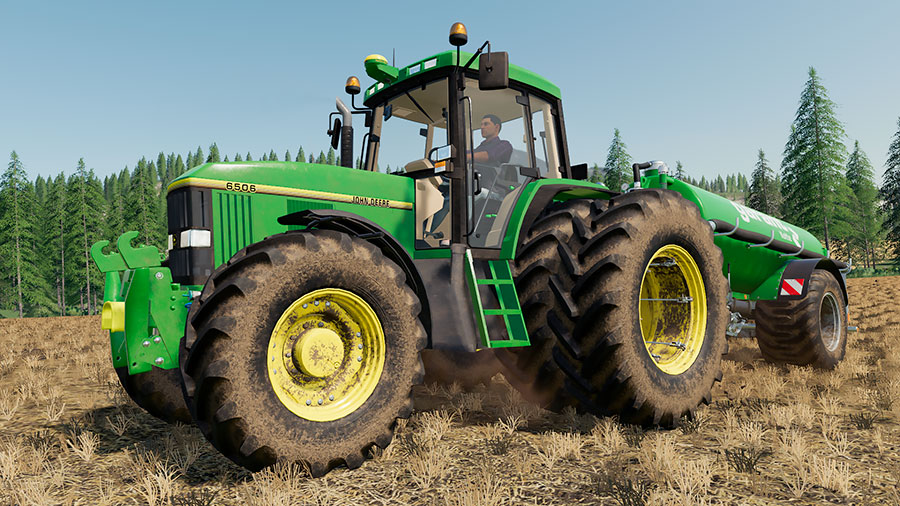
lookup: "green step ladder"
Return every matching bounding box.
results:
[464,249,530,349]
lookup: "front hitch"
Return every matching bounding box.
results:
[91,232,195,374]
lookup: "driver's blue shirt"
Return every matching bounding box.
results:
[474,136,513,166]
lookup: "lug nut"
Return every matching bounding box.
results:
[329,394,335,401]
[356,332,361,337]
[357,343,363,350]
[357,356,362,362]
[318,322,324,327]
[317,399,323,405]
[155,272,164,280]
[154,357,164,365]
[302,303,308,309]
[314,300,319,306]
[325,301,331,307]
[306,399,312,406]
[153,337,161,344]
[285,351,292,358]
[142,340,150,347]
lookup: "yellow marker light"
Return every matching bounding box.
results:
[101,301,125,332]
[345,75,361,95]
[365,54,388,65]
[449,22,468,46]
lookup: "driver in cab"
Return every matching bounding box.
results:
[471,114,513,167]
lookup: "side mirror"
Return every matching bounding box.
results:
[328,118,341,150]
[570,163,588,180]
[479,51,508,91]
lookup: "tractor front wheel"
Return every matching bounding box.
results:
[180,230,426,475]
[114,366,191,424]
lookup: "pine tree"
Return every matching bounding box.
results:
[284,149,291,162]
[45,174,69,314]
[588,164,602,184]
[748,149,780,216]
[674,161,685,179]
[261,152,268,161]
[316,151,326,164]
[603,129,632,191]
[326,147,336,166]
[780,68,848,251]
[124,157,162,251]
[269,149,278,161]
[0,152,54,316]
[64,159,106,315]
[246,152,253,162]
[296,146,305,162]
[223,155,229,162]
[881,117,900,263]
[156,152,166,181]
[844,141,882,268]
[173,154,185,177]
[207,143,221,163]
[166,153,175,181]
[0,152,31,316]
[309,154,315,164]
[234,152,243,162]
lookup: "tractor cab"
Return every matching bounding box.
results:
[336,23,575,252]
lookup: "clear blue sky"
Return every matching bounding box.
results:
[2,1,898,184]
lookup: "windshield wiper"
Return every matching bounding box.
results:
[405,91,434,124]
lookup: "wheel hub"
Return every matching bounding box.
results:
[266,288,385,422]
[293,328,344,377]
[639,244,707,375]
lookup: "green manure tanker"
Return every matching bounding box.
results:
[91,22,850,476]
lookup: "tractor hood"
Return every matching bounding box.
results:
[167,162,415,211]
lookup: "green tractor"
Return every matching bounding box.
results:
[92,23,850,476]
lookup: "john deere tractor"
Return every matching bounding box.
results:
[92,23,850,476]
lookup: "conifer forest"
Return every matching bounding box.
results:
[3,67,900,318]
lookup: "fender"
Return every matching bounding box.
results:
[755,258,848,304]
[499,179,615,259]
[277,209,432,341]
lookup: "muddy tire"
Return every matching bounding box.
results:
[115,366,192,424]
[755,269,847,369]
[180,230,426,475]
[497,189,729,426]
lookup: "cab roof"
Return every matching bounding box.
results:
[363,50,561,104]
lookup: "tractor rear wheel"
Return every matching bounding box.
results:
[180,230,426,475]
[755,269,847,369]
[115,366,191,424]
[497,189,729,426]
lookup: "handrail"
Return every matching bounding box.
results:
[778,240,805,258]
[747,230,775,249]
[713,217,740,237]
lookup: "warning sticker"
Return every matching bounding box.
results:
[780,278,805,296]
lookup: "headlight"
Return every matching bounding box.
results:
[169,229,212,250]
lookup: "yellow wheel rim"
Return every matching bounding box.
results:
[266,288,385,422]
[638,245,707,375]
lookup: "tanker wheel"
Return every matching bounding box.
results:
[179,230,426,475]
[496,189,729,426]
[755,269,847,369]
[114,366,191,424]
[421,349,502,390]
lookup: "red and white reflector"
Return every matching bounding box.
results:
[780,278,804,296]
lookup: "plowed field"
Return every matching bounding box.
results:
[0,277,898,505]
